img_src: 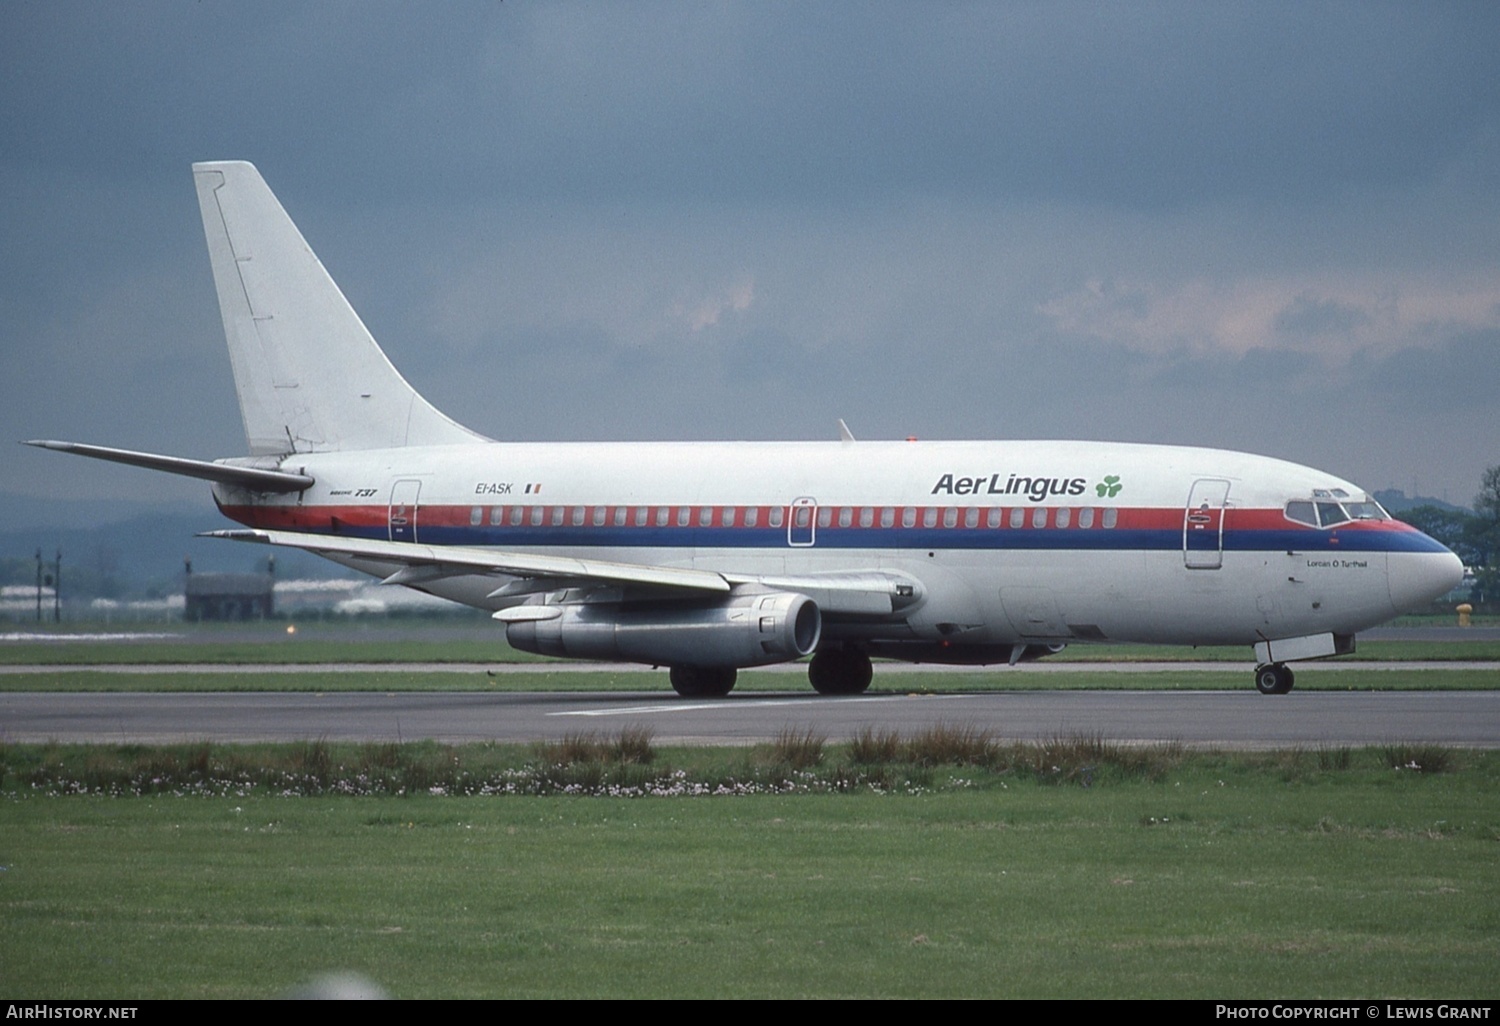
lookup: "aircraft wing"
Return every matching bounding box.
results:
[205,529,921,615]
[204,529,732,592]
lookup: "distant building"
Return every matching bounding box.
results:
[183,559,275,621]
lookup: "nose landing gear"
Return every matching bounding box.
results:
[1254,663,1295,695]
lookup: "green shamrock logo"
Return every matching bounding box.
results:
[1095,475,1123,499]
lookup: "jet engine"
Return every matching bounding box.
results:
[502,586,821,668]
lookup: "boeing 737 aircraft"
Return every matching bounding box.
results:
[26,161,1464,696]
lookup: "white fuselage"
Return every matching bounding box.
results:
[216,437,1460,654]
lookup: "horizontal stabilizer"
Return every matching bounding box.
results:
[22,440,313,492]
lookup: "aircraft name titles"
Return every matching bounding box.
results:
[932,473,1089,502]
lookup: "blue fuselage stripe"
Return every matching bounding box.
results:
[335,523,1448,555]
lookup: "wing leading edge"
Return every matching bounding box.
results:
[204,528,732,593]
[204,528,923,616]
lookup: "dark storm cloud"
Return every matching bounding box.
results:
[412,2,1497,208]
[6,2,1498,207]
[2,1,1498,514]
[1359,328,1500,408]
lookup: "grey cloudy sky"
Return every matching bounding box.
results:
[4,1,1498,519]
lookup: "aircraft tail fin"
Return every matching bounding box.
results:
[192,161,485,455]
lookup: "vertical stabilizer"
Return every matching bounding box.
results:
[192,161,485,454]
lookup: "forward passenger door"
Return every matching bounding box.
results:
[1183,478,1230,569]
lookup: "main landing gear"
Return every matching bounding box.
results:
[1254,663,1295,696]
[808,649,874,696]
[669,666,737,697]
[669,650,874,698]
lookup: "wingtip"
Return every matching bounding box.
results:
[198,529,270,542]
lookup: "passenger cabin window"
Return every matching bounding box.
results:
[923,508,938,528]
[1102,507,1118,529]
[677,507,692,527]
[613,507,627,526]
[839,507,853,528]
[1031,507,1048,529]
[745,507,759,527]
[635,507,648,526]
[511,507,524,526]
[964,508,979,528]
[593,506,607,526]
[943,508,957,528]
[1055,507,1071,529]
[1078,507,1094,529]
[723,507,737,527]
[881,508,895,528]
[987,508,1002,528]
[471,506,483,526]
[769,507,784,528]
[859,507,874,528]
[699,507,713,527]
[902,507,916,528]
[1009,507,1025,529]
[817,507,832,528]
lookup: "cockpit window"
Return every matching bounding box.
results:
[1284,501,1317,526]
[1316,502,1349,527]
[1286,497,1386,528]
[1342,501,1385,520]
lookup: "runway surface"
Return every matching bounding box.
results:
[4,689,1497,747]
[3,660,1497,674]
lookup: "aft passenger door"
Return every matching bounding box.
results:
[788,497,817,547]
[1183,478,1230,569]
[389,479,422,543]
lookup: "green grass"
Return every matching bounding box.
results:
[2,667,1497,693]
[0,733,1192,798]
[2,742,1496,998]
[0,636,545,666]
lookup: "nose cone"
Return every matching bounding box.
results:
[1387,547,1465,614]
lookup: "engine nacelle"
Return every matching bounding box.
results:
[503,587,822,668]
